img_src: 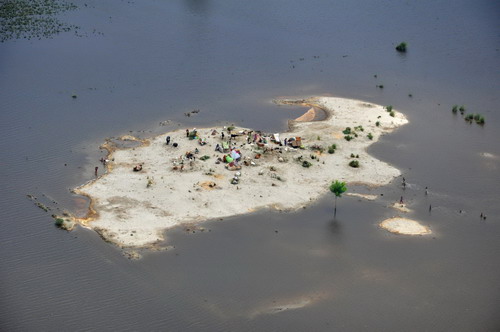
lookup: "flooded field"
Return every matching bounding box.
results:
[1,0,499,330]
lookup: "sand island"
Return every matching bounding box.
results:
[67,97,418,248]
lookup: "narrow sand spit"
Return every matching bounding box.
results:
[71,97,408,248]
[380,218,431,235]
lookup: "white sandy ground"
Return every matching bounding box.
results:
[379,217,432,235]
[72,96,410,248]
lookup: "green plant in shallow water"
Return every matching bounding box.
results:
[395,42,407,52]
[55,218,64,227]
[330,180,347,217]
[385,105,393,112]
[452,105,459,114]
[459,106,466,114]
[475,114,485,124]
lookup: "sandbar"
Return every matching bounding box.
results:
[71,96,408,248]
[379,217,431,235]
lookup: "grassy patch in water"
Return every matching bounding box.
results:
[0,0,79,42]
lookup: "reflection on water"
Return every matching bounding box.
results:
[0,0,499,330]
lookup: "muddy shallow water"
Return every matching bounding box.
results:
[1,0,499,330]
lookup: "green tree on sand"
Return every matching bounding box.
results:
[330,180,347,217]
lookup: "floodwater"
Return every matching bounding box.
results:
[1,0,499,330]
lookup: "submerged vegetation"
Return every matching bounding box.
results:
[0,0,79,42]
[452,104,485,125]
[395,42,407,52]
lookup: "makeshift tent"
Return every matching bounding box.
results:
[273,133,280,143]
[230,150,241,160]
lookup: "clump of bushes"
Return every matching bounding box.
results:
[385,105,393,112]
[344,135,353,141]
[475,114,485,124]
[375,121,380,127]
[459,105,466,114]
[367,133,373,140]
[395,42,407,52]
[200,155,210,161]
[464,113,485,125]
[349,160,360,168]
[342,127,351,135]
[389,111,395,117]
[328,144,337,154]
[452,105,459,114]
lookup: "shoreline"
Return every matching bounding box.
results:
[68,96,409,248]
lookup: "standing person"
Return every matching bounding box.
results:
[221,132,225,139]
[186,129,189,137]
[95,166,98,176]
[166,136,170,145]
[399,196,404,204]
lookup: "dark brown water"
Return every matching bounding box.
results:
[1,0,499,330]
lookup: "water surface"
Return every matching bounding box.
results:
[1,0,499,330]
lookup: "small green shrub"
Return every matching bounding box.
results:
[55,218,64,227]
[349,160,360,168]
[344,135,353,141]
[385,105,393,112]
[375,121,380,127]
[342,127,352,135]
[395,42,407,52]
[459,106,466,114]
[389,111,395,117]
[350,153,355,158]
[328,144,337,154]
[317,136,321,140]
[367,133,373,140]
[302,160,312,168]
[452,105,459,114]
[465,114,474,121]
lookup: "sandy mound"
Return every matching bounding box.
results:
[295,107,316,122]
[72,96,408,247]
[380,217,431,235]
